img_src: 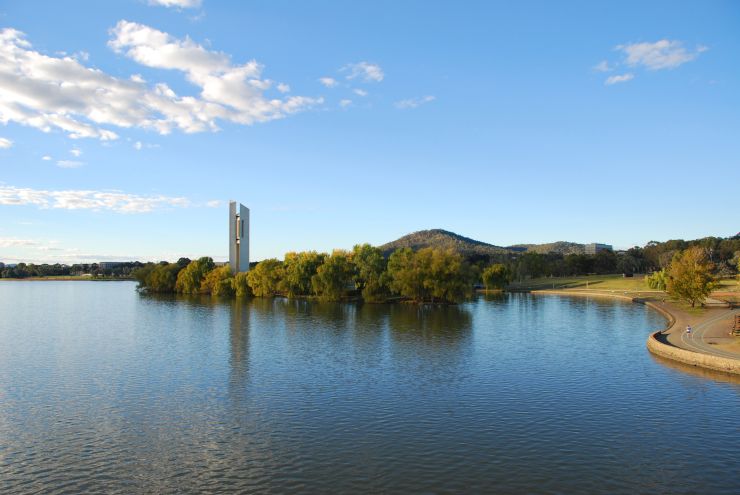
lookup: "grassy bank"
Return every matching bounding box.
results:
[507,274,739,293]
[507,274,653,291]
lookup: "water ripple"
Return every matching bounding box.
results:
[0,283,738,494]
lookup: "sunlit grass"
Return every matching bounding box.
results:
[507,274,653,291]
[508,274,740,294]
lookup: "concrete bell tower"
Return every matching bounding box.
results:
[229,201,250,273]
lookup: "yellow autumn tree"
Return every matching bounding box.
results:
[666,247,716,307]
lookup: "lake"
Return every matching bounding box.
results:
[1,281,738,494]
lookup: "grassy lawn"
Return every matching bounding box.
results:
[715,278,740,292]
[508,274,740,293]
[507,274,654,291]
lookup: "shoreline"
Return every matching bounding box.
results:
[531,289,740,376]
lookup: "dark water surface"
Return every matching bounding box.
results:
[1,281,739,494]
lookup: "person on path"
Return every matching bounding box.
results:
[686,325,692,335]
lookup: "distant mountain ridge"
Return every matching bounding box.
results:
[379,229,586,257]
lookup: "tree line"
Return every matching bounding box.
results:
[645,245,732,307]
[0,262,145,279]
[486,234,740,281]
[6,233,735,306]
[133,245,500,304]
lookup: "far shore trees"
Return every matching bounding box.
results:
[351,243,388,302]
[482,264,511,290]
[133,262,180,292]
[311,250,355,301]
[201,265,235,297]
[133,246,478,304]
[246,259,284,297]
[175,257,216,294]
[233,272,251,297]
[387,247,475,303]
[129,233,737,304]
[283,251,325,298]
[666,247,716,307]
[645,269,668,291]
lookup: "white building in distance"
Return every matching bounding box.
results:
[229,201,250,273]
[585,243,612,255]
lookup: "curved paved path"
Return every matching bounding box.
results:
[676,308,740,359]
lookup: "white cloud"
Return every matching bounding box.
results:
[56,160,84,168]
[148,0,202,8]
[605,73,634,85]
[342,62,384,83]
[617,40,706,70]
[0,24,321,142]
[0,137,12,148]
[205,199,222,207]
[395,95,435,109]
[108,20,322,127]
[353,88,368,97]
[0,184,190,213]
[339,99,352,108]
[277,83,290,93]
[0,237,37,247]
[593,60,611,72]
[134,141,143,150]
[319,77,338,88]
[70,148,82,157]
[41,155,52,160]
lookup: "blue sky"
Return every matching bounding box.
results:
[0,0,738,264]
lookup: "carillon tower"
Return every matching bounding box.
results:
[229,201,250,273]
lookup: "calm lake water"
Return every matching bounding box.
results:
[1,281,739,494]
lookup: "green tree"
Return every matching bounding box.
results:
[645,269,668,290]
[200,265,235,296]
[351,243,388,302]
[175,257,215,294]
[233,271,252,297]
[311,250,355,301]
[593,249,617,274]
[482,263,511,290]
[246,259,285,297]
[176,257,191,269]
[132,262,181,292]
[616,254,640,275]
[282,251,325,297]
[666,247,716,307]
[387,247,474,303]
[515,252,548,280]
[387,248,425,302]
[132,264,155,289]
[148,263,181,292]
[564,253,592,276]
[425,248,476,303]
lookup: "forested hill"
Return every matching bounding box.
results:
[379,229,510,258]
[379,229,587,259]
[506,241,585,255]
